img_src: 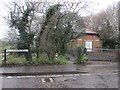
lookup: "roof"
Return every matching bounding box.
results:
[71,29,101,40]
[83,29,98,34]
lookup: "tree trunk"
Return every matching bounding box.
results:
[24,47,32,61]
[36,44,40,59]
[47,52,55,60]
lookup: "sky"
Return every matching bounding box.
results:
[0,0,119,40]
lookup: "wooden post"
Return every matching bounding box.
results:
[4,49,6,64]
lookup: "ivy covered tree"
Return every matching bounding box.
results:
[37,4,85,60]
[37,4,61,60]
[9,4,35,61]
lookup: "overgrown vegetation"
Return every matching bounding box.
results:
[3,1,87,66]
[84,5,119,49]
[36,4,84,60]
[98,20,119,49]
[0,56,2,65]
[10,5,35,61]
[0,45,15,53]
[74,46,88,64]
[0,54,68,66]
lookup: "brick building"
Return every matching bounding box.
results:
[70,29,102,52]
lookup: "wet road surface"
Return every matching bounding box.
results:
[0,61,119,88]
[1,73,118,88]
[0,61,118,74]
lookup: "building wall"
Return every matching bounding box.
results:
[70,34,102,52]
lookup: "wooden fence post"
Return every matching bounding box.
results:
[4,49,6,64]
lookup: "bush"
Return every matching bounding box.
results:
[54,55,68,64]
[74,46,88,64]
[39,58,53,64]
[31,45,36,53]
[0,53,68,66]
[39,55,68,64]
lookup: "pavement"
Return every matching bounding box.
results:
[0,61,118,76]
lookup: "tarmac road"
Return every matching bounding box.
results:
[0,61,119,89]
[1,73,118,88]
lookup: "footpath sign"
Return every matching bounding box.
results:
[6,49,28,52]
[3,49,28,63]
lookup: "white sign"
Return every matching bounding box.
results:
[85,41,92,51]
[6,49,28,52]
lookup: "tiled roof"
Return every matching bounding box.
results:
[83,29,97,34]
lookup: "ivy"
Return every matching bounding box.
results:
[10,7,34,61]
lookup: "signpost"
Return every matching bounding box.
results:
[4,49,6,63]
[3,49,28,64]
[6,49,28,52]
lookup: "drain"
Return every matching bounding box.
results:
[41,78,55,83]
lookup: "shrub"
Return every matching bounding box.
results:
[74,46,88,64]
[38,53,52,64]
[39,58,53,64]
[23,60,31,65]
[6,55,26,64]
[38,55,68,64]
[54,55,68,64]
[0,53,68,66]
[31,45,36,53]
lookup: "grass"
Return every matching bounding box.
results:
[0,55,2,65]
[54,55,68,64]
[0,53,68,66]
[0,46,67,66]
[0,45,15,65]
[6,55,26,64]
[0,45,15,53]
[0,55,2,60]
[29,54,68,65]
[74,55,88,64]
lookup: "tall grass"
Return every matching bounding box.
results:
[0,53,68,66]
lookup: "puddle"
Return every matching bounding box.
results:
[41,78,55,83]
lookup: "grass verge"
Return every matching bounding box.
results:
[0,54,68,66]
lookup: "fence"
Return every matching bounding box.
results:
[67,48,119,61]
